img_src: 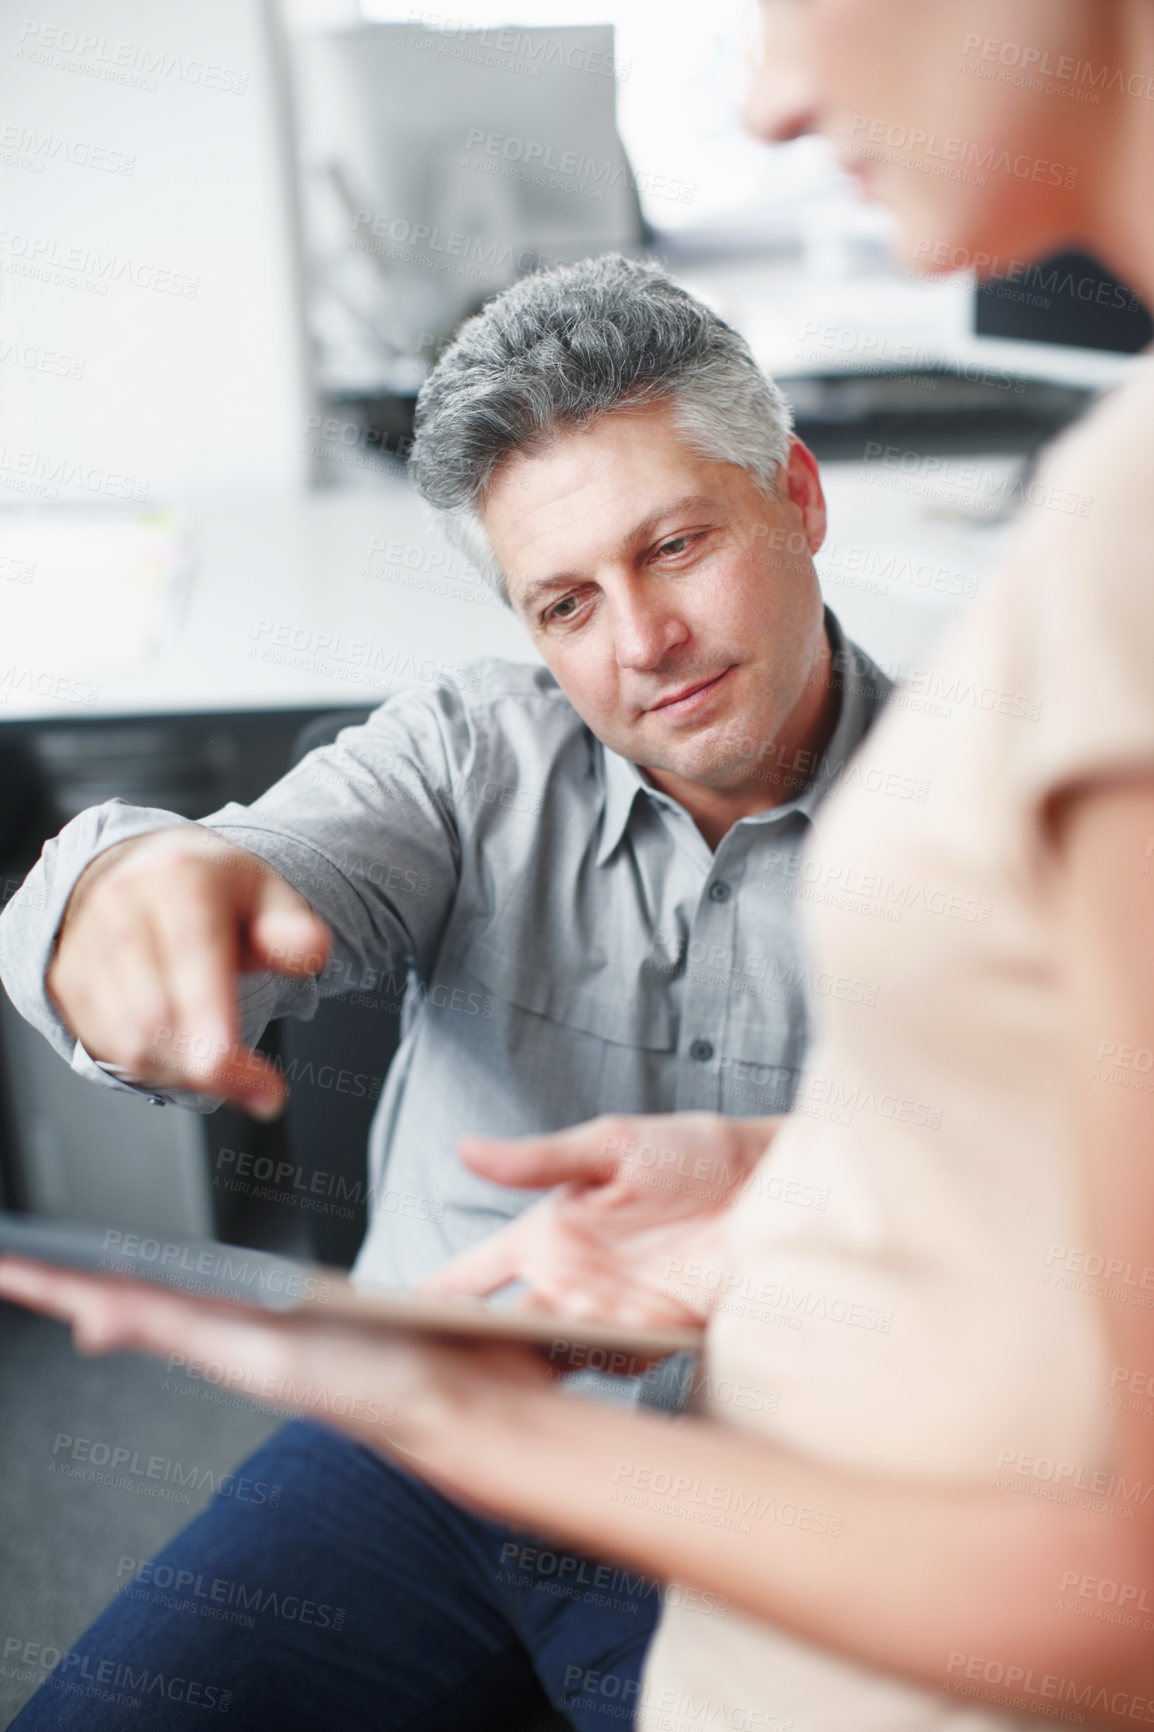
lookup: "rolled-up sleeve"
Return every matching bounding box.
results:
[0,800,202,1089]
[0,681,471,1109]
[200,684,466,1006]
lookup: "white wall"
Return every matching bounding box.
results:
[0,0,312,504]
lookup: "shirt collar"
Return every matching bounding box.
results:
[597,748,662,866]
[786,606,872,822]
[594,608,874,865]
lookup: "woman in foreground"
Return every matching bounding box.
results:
[3,2,1154,1728]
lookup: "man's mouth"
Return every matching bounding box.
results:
[647,667,733,717]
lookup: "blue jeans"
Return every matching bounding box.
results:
[9,1418,658,1731]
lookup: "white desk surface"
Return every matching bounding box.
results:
[0,457,1021,724]
[0,483,523,723]
[675,249,1139,393]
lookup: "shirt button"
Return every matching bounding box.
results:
[689,1039,714,1063]
[709,881,730,903]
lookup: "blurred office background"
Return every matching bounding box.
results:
[0,3,1149,1720]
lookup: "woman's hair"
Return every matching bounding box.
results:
[408,252,793,600]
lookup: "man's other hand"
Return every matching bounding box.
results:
[424,1112,782,1329]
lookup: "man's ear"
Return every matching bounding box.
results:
[781,436,827,555]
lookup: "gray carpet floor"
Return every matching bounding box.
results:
[0,1301,278,1729]
[0,1303,571,1732]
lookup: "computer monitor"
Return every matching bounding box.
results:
[290,20,645,399]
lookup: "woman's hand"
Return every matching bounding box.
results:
[424,1111,782,1328]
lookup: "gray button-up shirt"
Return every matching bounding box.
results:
[0,610,890,1290]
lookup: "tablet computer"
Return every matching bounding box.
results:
[0,1211,701,1367]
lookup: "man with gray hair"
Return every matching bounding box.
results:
[0,254,890,1731]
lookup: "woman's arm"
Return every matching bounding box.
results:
[3,778,1152,1721]
[3,1247,1150,1721]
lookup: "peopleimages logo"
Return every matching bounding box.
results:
[350,209,541,279]
[0,229,198,297]
[945,1651,1154,1725]
[402,11,628,81]
[50,1432,282,1508]
[462,129,694,205]
[0,123,135,175]
[15,19,249,94]
[911,238,1146,314]
[846,115,1078,187]
[960,32,1154,103]
[97,1229,331,1304]
[2,1636,232,1713]
[996,1446,1154,1513]
[116,1557,346,1631]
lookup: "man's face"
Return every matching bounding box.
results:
[480,399,828,793]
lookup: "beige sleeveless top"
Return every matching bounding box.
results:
[641,361,1154,1732]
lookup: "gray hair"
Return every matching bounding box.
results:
[409,253,793,602]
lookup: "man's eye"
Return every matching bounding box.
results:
[549,596,580,621]
[658,536,693,557]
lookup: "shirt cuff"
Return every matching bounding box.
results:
[74,1044,224,1113]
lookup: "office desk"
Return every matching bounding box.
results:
[0,458,1015,728]
[0,481,527,724]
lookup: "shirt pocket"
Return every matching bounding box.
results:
[460,930,677,1053]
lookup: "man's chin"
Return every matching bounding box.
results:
[638,736,763,795]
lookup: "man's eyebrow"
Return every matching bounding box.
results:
[518,571,585,612]
[516,495,723,613]
[628,494,721,549]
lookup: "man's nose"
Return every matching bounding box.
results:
[611,589,689,672]
[743,3,819,145]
